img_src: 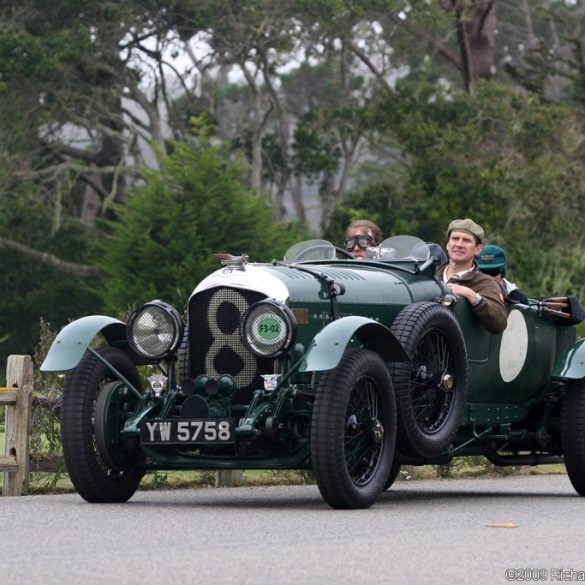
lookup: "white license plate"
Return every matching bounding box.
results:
[141,419,235,445]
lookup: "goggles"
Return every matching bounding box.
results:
[344,234,375,251]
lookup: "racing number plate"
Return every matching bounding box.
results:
[141,419,235,445]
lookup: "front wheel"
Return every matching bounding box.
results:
[311,349,396,509]
[383,458,402,491]
[61,346,145,503]
[561,380,585,496]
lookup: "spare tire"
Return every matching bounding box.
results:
[389,302,468,458]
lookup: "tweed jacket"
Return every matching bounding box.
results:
[436,263,508,334]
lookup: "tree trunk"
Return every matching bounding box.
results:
[319,170,337,234]
[250,90,264,194]
[260,53,289,222]
[441,0,499,91]
[291,174,307,230]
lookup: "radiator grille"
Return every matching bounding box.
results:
[188,286,273,404]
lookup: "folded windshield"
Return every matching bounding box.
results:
[283,236,430,262]
[367,236,430,261]
[283,240,337,262]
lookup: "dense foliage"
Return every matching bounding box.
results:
[327,80,585,300]
[99,131,304,314]
[1,0,585,365]
[0,186,102,362]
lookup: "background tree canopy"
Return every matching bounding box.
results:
[1,0,585,366]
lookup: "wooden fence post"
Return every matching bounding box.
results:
[215,470,243,488]
[1,355,33,496]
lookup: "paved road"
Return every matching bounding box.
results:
[0,474,583,585]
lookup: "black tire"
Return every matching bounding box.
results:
[383,458,402,491]
[61,346,145,503]
[390,302,468,459]
[311,349,396,509]
[561,379,585,496]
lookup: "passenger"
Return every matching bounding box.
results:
[344,220,383,259]
[436,218,507,334]
[476,244,529,304]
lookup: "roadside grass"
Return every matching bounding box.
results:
[22,460,567,496]
[3,463,570,496]
[24,468,315,495]
[399,460,567,482]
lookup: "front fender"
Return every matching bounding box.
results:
[552,338,585,381]
[298,316,408,373]
[40,316,127,372]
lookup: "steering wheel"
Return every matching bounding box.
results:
[335,247,355,259]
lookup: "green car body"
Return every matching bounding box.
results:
[42,236,585,508]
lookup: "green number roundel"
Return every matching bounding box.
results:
[258,317,281,340]
[242,300,294,357]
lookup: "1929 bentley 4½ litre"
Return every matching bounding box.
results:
[41,236,585,509]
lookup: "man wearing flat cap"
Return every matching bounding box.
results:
[436,218,507,334]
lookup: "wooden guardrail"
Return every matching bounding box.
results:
[0,355,33,496]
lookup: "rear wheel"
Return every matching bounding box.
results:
[311,349,396,509]
[61,346,145,503]
[561,379,585,496]
[390,302,468,458]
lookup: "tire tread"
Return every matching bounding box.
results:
[311,349,396,509]
[61,347,144,503]
[561,380,585,496]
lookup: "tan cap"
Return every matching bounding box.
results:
[447,218,484,244]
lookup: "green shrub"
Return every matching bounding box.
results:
[99,128,305,315]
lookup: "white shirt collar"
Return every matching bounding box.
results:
[443,266,474,283]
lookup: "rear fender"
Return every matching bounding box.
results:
[40,316,128,372]
[298,316,408,373]
[552,338,585,381]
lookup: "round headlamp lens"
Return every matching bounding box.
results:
[127,301,184,360]
[241,301,296,358]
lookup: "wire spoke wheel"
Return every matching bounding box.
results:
[410,330,455,434]
[390,302,468,459]
[344,377,384,485]
[311,349,396,509]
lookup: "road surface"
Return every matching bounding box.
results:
[0,474,583,585]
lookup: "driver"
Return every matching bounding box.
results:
[344,220,383,259]
[437,218,507,334]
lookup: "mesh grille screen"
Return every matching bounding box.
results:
[188,287,273,404]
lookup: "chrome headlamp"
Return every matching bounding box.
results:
[241,300,296,358]
[127,300,184,360]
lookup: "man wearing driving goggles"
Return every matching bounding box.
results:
[344,220,383,259]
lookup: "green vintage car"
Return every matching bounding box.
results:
[41,236,585,509]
